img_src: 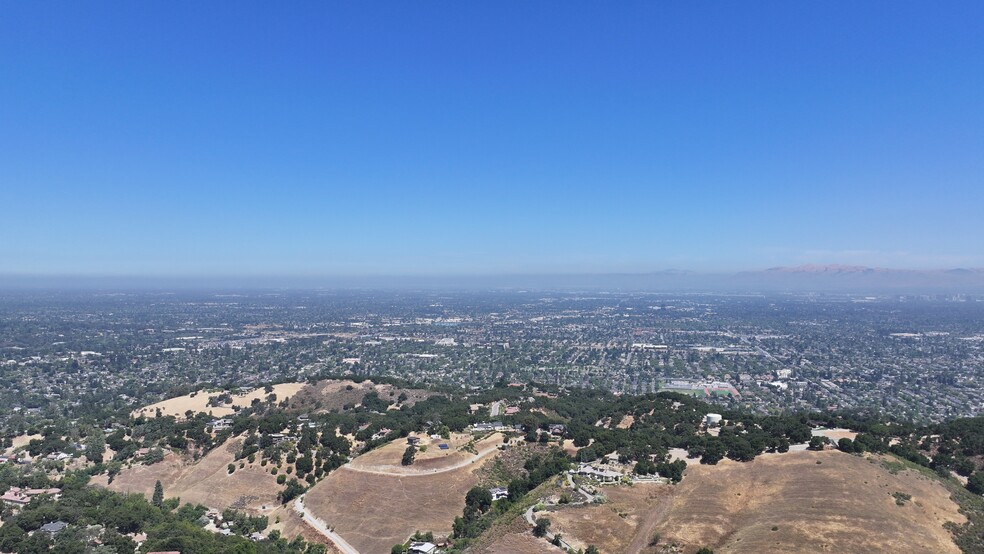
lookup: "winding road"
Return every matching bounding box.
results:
[294,495,361,554]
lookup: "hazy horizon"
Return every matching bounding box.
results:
[3,264,984,294]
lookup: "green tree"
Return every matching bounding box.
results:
[401,445,416,466]
[702,437,726,465]
[967,471,984,495]
[152,480,165,508]
[101,530,137,554]
[279,479,305,504]
[532,518,550,538]
[465,486,493,513]
[85,431,106,464]
[295,455,314,475]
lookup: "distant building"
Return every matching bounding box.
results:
[208,418,233,431]
[472,421,510,433]
[1,487,62,507]
[40,521,68,535]
[576,463,621,483]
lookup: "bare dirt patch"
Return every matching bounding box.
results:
[813,427,858,442]
[617,415,636,429]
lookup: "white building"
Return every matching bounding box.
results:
[576,463,622,483]
[409,542,438,554]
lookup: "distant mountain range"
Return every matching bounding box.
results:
[731,265,984,292]
[2,265,984,293]
[507,265,984,293]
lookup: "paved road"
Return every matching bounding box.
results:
[490,400,503,417]
[294,495,361,554]
[566,472,598,503]
[524,504,575,551]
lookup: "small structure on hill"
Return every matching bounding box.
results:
[489,486,509,501]
[409,542,438,554]
[576,463,622,483]
[40,521,68,535]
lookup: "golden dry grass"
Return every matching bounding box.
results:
[288,379,436,414]
[93,438,283,516]
[5,433,42,455]
[813,427,859,442]
[546,484,672,553]
[132,382,306,419]
[267,505,343,553]
[301,437,502,553]
[546,450,964,554]
[347,433,502,475]
[474,518,566,554]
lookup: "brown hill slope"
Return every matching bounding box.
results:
[93,438,282,515]
[301,434,503,553]
[541,450,964,554]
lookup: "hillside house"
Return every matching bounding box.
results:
[208,418,233,431]
[40,521,68,535]
[489,487,509,501]
[371,428,392,441]
[576,463,622,483]
[471,421,508,433]
[409,542,438,554]
[2,487,62,507]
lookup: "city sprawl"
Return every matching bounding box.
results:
[3,290,983,429]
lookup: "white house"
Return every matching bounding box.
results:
[409,542,438,554]
[489,487,509,501]
[576,463,622,483]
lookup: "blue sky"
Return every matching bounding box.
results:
[1,2,982,276]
